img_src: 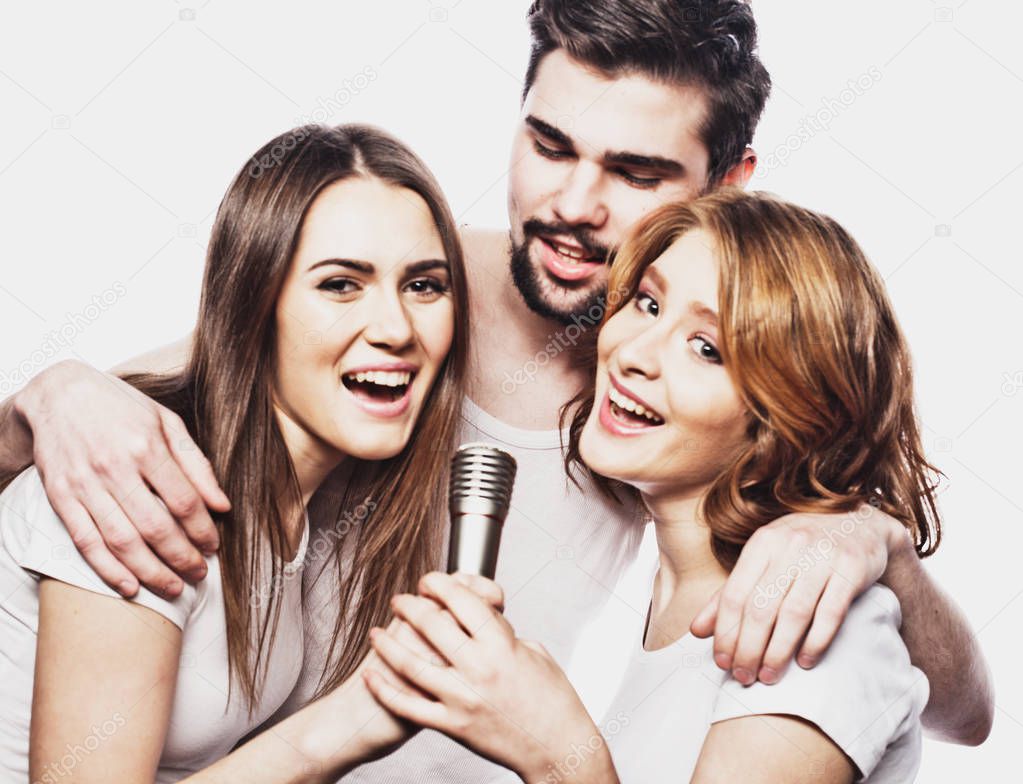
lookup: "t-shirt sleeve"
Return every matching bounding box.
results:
[710,584,929,780]
[1,467,198,629]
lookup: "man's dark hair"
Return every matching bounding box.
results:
[524,0,772,186]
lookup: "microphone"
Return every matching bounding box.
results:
[446,443,517,579]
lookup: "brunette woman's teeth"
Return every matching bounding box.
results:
[343,370,412,387]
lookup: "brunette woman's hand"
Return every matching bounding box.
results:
[690,503,906,687]
[363,572,619,784]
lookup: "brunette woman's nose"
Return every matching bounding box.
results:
[364,290,415,350]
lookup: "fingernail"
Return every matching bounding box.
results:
[196,562,207,577]
[119,581,138,596]
[758,666,778,684]
[165,581,183,598]
[714,652,732,670]
[732,667,754,685]
[798,654,817,668]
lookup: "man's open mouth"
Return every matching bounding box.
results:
[540,236,602,264]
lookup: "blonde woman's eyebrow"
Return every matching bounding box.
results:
[687,300,718,326]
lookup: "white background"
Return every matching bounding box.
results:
[0,1,1020,780]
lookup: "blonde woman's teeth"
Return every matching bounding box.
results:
[608,385,663,424]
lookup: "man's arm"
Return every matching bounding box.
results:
[690,506,994,746]
[881,529,994,745]
[1,337,228,598]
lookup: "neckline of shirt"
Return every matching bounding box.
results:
[460,396,566,450]
[282,510,311,576]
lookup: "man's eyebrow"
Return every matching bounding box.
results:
[604,150,685,176]
[526,115,684,176]
[525,115,574,148]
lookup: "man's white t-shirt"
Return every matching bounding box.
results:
[289,397,650,783]
[0,467,309,784]
[600,573,928,782]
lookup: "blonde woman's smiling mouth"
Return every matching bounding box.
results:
[599,374,665,436]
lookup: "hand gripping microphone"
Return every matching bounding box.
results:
[446,443,517,580]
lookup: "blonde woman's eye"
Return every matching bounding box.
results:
[634,291,659,317]
[688,336,722,365]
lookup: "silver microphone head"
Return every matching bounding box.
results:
[447,443,517,579]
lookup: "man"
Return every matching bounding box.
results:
[0,0,992,780]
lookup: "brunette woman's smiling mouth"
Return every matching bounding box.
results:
[340,361,419,418]
[598,373,665,436]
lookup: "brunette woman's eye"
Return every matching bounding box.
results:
[318,277,360,296]
[404,277,449,300]
[688,336,722,365]
[634,291,659,317]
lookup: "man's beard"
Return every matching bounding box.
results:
[509,219,612,326]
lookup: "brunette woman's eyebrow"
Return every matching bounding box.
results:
[404,259,449,275]
[308,258,374,273]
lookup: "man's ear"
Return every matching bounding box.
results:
[720,147,758,188]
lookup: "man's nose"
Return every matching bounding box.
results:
[552,160,609,229]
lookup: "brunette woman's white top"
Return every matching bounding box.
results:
[0,467,309,783]
[599,578,928,782]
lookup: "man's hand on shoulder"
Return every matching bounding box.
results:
[690,504,905,685]
[13,359,230,598]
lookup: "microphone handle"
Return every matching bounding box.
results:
[447,512,503,579]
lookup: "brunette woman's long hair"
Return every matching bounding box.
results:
[563,188,941,569]
[119,124,469,709]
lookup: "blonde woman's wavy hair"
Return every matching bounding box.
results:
[564,188,942,568]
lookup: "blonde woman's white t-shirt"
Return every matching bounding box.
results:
[0,467,309,783]
[600,580,928,782]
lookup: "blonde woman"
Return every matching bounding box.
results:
[365,189,954,783]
